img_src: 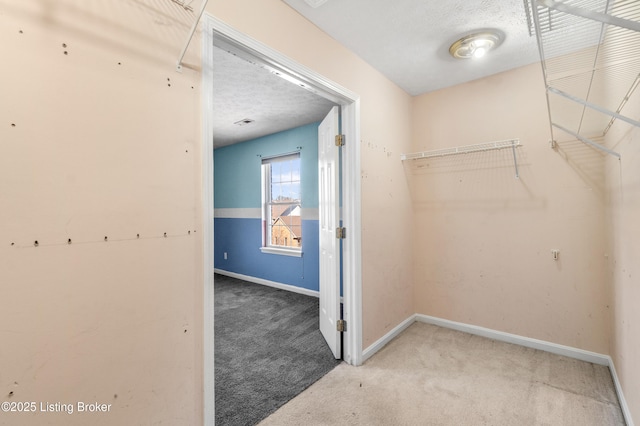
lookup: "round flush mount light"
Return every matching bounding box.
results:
[449,30,504,59]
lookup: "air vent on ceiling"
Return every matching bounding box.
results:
[234,118,254,126]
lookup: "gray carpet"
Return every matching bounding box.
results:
[214,273,341,426]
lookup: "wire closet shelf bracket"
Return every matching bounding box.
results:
[525,0,640,158]
[401,139,522,178]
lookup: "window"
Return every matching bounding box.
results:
[261,153,302,256]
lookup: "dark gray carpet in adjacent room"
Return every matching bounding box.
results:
[214,273,341,426]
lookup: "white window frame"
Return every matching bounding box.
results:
[260,153,303,258]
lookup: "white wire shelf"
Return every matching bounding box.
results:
[528,0,640,158]
[401,139,522,178]
[400,139,521,161]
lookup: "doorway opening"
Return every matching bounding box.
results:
[201,13,363,425]
[211,70,341,421]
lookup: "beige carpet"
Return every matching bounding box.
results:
[259,322,625,426]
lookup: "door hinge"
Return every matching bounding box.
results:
[336,227,346,239]
[335,134,345,147]
[337,319,347,332]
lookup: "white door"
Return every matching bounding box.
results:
[318,106,341,359]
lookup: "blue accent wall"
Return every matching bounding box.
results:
[214,123,320,291]
[215,123,319,209]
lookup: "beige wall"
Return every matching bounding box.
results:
[4,0,635,424]
[1,0,416,424]
[205,0,415,348]
[605,88,640,422]
[410,63,610,354]
[0,1,203,424]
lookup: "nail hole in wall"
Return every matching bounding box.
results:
[136,234,140,238]
[11,242,15,246]
[104,236,108,241]
[8,391,14,397]
[64,51,68,55]
[67,238,72,244]
[11,123,16,127]
[19,30,23,34]
[164,232,167,238]
[62,43,67,48]
[34,241,39,247]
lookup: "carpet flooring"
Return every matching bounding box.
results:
[260,322,626,426]
[214,273,341,426]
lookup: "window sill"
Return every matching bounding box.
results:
[260,247,303,257]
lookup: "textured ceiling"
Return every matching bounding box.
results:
[282,0,542,95]
[212,46,337,147]
[212,0,544,147]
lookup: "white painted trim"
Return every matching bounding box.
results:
[361,315,415,363]
[259,246,303,257]
[213,207,318,220]
[363,315,615,365]
[607,356,635,426]
[301,207,319,221]
[341,99,363,366]
[214,208,261,219]
[201,14,215,426]
[214,269,319,298]
[203,14,362,368]
[415,314,609,365]
[207,20,358,104]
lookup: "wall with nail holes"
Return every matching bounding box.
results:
[605,84,640,423]
[3,0,638,423]
[0,0,417,423]
[0,0,203,424]
[411,63,610,354]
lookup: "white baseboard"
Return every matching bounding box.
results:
[415,314,610,366]
[362,313,633,426]
[607,355,635,426]
[361,315,415,363]
[214,269,319,298]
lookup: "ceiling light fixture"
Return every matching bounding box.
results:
[449,30,504,60]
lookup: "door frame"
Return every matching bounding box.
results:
[201,13,363,425]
